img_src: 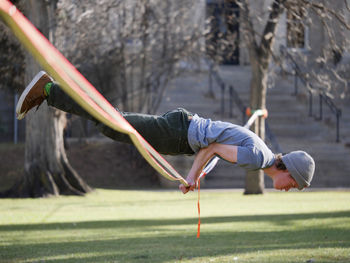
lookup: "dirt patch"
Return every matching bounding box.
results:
[0,141,161,192]
[66,140,161,189]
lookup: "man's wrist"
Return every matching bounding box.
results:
[186,174,196,185]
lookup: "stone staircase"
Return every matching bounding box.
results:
[156,65,350,189]
[267,76,350,188]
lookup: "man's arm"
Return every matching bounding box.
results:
[179,143,238,194]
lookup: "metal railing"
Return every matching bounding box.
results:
[280,46,342,142]
[208,61,247,122]
[206,59,283,154]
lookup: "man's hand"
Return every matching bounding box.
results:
[179,179,196,194]
[179,144,237,194]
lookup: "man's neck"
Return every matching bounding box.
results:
[263,165,278,180]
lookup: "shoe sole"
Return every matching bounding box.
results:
[16,71,49,120]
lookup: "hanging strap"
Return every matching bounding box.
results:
[196,173,203,238]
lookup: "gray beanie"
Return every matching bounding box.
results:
[282,151,315,190]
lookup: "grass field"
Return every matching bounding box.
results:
[0,189,349,263]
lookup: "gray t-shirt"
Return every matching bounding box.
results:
[187,114,275,171]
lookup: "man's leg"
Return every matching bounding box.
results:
[119,108,194,155]
[47,82,99,121]
[16,71,194,155]
[49,84,194,154]
[47,82,134,144]
[49,84,195,154]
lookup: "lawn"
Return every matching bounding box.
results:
[0,189,349,263]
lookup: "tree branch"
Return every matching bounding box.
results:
[238,0,259,58]
[259,0,286,63]
[345,0,350,12]
[301,0,350,30]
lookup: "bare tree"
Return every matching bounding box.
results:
[0,0,207,197]
[0,1,24,93]
[1,0,91,197]
[55,0,205,114]
[234,0,350,194]
[284,0,350,100]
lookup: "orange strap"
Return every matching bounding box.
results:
[197,178,201,238]
[196,172,206,238]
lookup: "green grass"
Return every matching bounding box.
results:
[0,190,350,263]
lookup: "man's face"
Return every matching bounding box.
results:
[273,171,299,191]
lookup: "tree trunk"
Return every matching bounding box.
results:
[1,0,91,197]
[244,60,267,194]
[240,0,286,194]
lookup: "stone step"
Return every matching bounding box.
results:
[268,124,328,139]
[267,112,310,123]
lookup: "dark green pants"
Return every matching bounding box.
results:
[47,83,194,155]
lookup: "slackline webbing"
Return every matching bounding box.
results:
[0,0,188,187]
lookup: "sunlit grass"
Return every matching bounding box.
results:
[0,190,349,262]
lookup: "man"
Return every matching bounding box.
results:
[16,71,315,194]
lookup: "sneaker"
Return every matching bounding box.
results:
[16,71,53,120]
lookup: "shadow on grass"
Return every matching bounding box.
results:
[0,210,349,231]
[1,211,350,263]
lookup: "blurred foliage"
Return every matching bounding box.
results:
[0,16,25,93]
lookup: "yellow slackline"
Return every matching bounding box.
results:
[0,0,188,187]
